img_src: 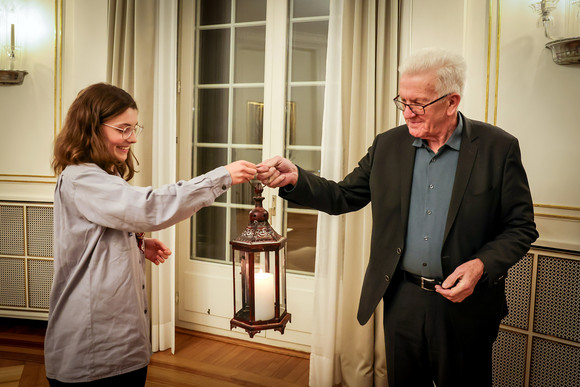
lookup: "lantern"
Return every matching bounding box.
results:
[230,183,291,338]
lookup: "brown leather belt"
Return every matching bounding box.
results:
[402,271,442,292]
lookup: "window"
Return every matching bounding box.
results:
[189,0,329,274]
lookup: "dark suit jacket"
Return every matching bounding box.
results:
[280,112,538,326]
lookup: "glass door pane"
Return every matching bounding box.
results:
[192,0,266,262]
[284,1,329,274]
[190,0,329,276]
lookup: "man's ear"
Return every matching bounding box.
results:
[447,93,461,115]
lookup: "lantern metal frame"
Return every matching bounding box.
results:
[230,183,291,338]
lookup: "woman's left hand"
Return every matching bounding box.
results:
[144,238,172,265]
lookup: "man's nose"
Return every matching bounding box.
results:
[403,105,417,117]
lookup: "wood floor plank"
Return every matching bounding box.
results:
[17,363,49,387]
[0,319,309,386]
[150,349,305,387]
[146,364,242,387]
[212,344,245,367]
[0,365,23,383]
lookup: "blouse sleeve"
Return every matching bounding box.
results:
[69,164,231,232]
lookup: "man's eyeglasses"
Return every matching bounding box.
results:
[393,94,449,115]
[103,123,143,139]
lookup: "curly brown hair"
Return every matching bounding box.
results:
[52,83,139,181]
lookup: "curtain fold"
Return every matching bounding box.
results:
[106,0,177,354]
[309,0,345,385]
[310,0,398,386]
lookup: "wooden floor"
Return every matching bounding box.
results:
[0,318,309,386]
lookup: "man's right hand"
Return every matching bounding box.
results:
[256,156,299,188]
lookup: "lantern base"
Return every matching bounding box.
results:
[230,312,292,338]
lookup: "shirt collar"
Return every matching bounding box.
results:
[412,113,463,151]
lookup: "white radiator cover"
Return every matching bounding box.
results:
[0,202,53,319]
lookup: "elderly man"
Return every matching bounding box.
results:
[257,48,538,386]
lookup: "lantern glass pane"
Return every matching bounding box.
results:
[233,249,247,320]
[277,248,287,315]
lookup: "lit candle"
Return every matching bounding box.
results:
[254,271,275,321]
[10,24,15,50]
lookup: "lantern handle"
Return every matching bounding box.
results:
[248,179,263,196]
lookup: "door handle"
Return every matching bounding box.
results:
[269,195,277,216]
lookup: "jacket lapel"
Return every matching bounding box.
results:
[444,113,478,243]
[400,134,417,230]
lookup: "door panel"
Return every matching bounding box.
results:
[177,0,328,351]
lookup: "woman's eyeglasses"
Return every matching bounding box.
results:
[102,123,144,139]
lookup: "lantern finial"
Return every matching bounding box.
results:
[249,182,268,222]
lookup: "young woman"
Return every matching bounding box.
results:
[45,83,256,385]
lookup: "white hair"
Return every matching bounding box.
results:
[399,48,466,97]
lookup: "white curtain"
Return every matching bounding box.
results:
[309,0,398,386]
[107,0,178,354]
[308,0,346,385]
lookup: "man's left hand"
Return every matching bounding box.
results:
[435,258,485,302]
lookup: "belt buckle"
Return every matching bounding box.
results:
[420,276,435,292]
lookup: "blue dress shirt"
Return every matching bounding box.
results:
[400,115,463,279]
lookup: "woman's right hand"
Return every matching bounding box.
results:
[225,160,257,185]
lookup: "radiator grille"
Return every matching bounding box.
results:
[0,202,54,313]
[502,253,533,330]
[530,337,580,387]
[0,205,25,256]
[27,206,54,257]
[492,329,527,387]
[534,255,580,343]
[28,259,53,309]
[0,257,26,307]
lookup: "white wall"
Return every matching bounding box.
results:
[400,0,580,250]
[61,0,108,114]
[0,0,60,201]
[0,0,108,202]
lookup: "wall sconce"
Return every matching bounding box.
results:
[531,0,580,64]
[0,2,28,85]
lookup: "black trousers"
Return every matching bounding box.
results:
[383,276,500,387]
[47,366,148,386]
